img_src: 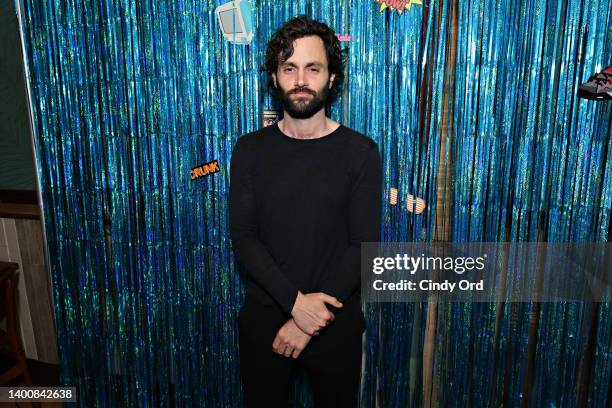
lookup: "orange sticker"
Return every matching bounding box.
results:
[190,160,220,181]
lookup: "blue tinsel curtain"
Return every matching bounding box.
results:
[16,0,611,406]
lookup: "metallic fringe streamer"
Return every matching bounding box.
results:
[16,0,612,406]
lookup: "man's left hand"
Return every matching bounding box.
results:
[272,318,312,359]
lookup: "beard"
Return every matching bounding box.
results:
[276,83,330,119]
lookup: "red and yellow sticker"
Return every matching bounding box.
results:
[375,0,422,15]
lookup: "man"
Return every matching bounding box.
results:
[229,15,382,407]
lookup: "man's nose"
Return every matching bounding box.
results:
[295,69,306,87]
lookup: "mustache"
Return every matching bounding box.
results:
[288,87,316,95]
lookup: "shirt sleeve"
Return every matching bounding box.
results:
[318,140,382,303]
[228,137,299,315]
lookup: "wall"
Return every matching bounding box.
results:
[0,0,36,191]
[0,217,58,364]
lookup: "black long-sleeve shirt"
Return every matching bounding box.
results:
[229,122,382,316]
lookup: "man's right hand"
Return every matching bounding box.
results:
[290,291,343,336]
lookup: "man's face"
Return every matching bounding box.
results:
[272,35,335,119]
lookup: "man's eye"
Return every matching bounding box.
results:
[284,67,294,72]
[309,68,319,72]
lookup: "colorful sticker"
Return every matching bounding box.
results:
[375,0,423,15]
[215,0,254,45]
[190,160,220,181]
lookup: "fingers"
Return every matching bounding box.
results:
[317,310,334,327]
[273,342,300,358]
[272,336,281,352]
[318,310,333,321]
[296,318,326,336]
[318,293,343,308]
[307,310,335,335]
[308,318,330,335]
[273,339,288,355]
[273,333,289,354]
[293,308,338,336]
[272,335,296,356]
[291,293,341,336]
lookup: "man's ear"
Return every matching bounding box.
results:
[329,73,336,88]
[272,73,278,88]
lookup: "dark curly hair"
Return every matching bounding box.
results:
[262,15,348,104]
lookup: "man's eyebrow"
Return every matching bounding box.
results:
[281,61,324,68]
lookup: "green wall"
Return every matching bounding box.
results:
[0,0,36,191]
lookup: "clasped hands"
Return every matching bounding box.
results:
[272,291,343,359]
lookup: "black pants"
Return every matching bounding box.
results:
[238,295,366,408]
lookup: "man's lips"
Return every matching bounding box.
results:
[290,90,315,97]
